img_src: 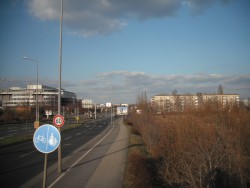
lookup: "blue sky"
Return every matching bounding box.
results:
[0,0,249,104]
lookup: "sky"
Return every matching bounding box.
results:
[0,0,250,104]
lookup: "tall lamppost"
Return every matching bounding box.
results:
[110,79,113,127]
[22,57,39,128]
[0,78,5,92]
[0,78,5,107]
[101,77,113,127]
[57,0,63,173]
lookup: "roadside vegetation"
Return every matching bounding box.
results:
[123,94,250,188]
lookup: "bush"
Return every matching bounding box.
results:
[127,103,250,187]
[0,107,35,123]
[126,151,153,188]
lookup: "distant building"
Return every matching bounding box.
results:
[0,84,76,108]
[151,93,240,112]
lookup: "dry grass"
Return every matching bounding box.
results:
[125,104,250,188]
[123,122,160,188]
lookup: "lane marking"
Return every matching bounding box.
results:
[0,136,11,140]
[64,136,72,140]
[8,130,18,132]
[19,150,36,158]
[48,124,114,188]
[75,133,81,136]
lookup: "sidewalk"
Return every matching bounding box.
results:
[84,119,129,188]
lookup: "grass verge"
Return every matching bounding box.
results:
[123,123,157,188]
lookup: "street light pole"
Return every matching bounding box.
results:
[22,57,39,128]
[0,78,5,107]
[111,79,113,127]
[57,0,63,173]
[100,77,113,127]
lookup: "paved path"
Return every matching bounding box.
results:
[22,118,129,188]
[84,119,129,188]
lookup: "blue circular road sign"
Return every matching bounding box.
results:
[33,124,61,154]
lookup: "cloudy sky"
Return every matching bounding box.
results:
[0,0,249,104]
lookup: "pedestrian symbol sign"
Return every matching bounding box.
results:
[33,124,61,154]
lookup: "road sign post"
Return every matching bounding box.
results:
[33,124,61,188]
[43,153,48,188]
[53,114,64,173]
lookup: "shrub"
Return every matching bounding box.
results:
[126,151,153,188]
[127,102,250,187]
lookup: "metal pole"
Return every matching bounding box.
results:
[43,154,48,188]
[58,0,63,173]
[36,62,39,124]
[111,79,113,127]
[111,103,112,127]
[95,104,96,119]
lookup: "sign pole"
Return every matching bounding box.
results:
[53,114,64,174]
[43,154,48,188]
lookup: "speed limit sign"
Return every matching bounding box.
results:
[53,114,65,127]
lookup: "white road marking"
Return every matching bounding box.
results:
[0,136,10,140]
[8,129,18,132]
[76,133,81,136]
[19,150,36,158]
[64,136,72,140]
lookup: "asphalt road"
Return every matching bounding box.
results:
[0,117,81,140]
[0,115,113,187]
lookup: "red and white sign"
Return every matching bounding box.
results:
[53,114,65,127]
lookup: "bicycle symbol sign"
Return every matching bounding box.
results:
[33,124,61,154]
[53,114,65,127]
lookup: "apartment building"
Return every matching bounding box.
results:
[0,84,76,108]
[151,93,240,112]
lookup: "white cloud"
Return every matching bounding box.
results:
[27,0,231,37]
[72,71,250,103]
[2,72,249,103]
[184,0,232,15]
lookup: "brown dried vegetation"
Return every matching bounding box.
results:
[126,102,250,188]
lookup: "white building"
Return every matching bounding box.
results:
[0,84,76,108]
[151,93,240,112]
